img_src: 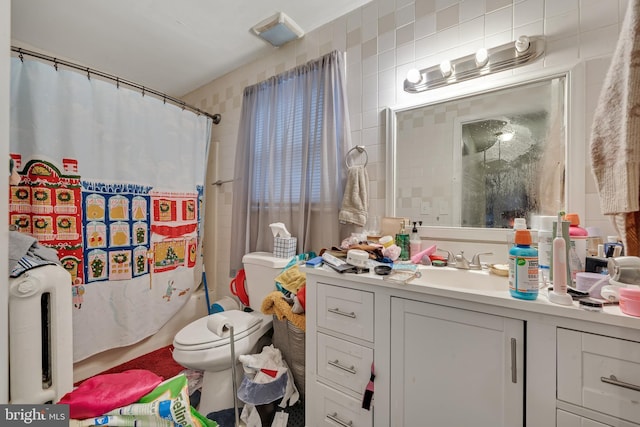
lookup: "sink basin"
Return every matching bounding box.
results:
[410,266,509,292]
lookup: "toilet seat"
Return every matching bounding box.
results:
[173,310,263,351]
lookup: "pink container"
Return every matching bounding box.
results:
[618,287,640,317]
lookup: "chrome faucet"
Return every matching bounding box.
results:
[442,250,493,270]
[470,252,493,270]
[454,251,471,269]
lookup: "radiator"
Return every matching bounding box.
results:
[9,264,73,404]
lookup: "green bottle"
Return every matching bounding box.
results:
[396,220,410,261]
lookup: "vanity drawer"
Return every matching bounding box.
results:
[557,328,640,424]
[310,380,372,427]
[317,283,374,342]
[317,333,373,394]
[557,410,613,427]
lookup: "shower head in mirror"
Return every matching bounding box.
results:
[462,119,507,154]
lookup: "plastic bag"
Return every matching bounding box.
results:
[74,373,215,427]
[58,369,163,419]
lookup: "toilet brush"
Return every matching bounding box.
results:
[208,315,241,427]
[229,324,240,427]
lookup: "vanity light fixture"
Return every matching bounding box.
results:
[404,35,545,93]
[475,48,489,67]
[406,68,423,84]
[439,60,453,78]
[514,35,530,53]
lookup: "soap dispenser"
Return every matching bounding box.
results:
[395,220,410,261]
[410,221,421,259]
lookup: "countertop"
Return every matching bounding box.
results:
[303,264,640,331]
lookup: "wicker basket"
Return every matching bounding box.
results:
[271,315,305,399]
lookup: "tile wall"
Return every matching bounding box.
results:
[182,0,628,295]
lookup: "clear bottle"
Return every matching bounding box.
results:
[395,220,410,261]
[410,221,421,259]
[537,216,556,286]
[565,213,587,281]
[509,229,539,300]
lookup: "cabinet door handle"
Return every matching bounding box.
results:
[326,412,353,426]
[510,337,517,384]
[601,374,640,392]
[328,359,356,374]
[328,307,356,318]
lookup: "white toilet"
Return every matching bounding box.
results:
[172,252,289,416]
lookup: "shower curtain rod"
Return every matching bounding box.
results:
[11,46,222,125]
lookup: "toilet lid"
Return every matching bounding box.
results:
[174,310,263,350]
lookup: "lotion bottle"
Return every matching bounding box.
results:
[410,221,421,260]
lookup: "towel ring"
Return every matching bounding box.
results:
[345,145,368,168]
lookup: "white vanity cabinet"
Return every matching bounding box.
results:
[306,282,375,427]
[556,329,640,426]
[557,410,616,427]
[304,267,640,427]
[389,297,524,426]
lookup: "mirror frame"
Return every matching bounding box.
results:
[385,63,586,243]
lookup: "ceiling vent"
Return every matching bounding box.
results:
[251,12,304,47]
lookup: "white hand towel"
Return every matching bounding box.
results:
[339,165,369,226]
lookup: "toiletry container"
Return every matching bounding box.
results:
[604,236,624,257]
[509,229,539,300]
[409,221,421,259]
[565,213,587,281]
[395,220,410,261]
[537,216,555,285]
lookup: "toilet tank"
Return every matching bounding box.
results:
[242,252,290,310]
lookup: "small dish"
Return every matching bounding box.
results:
[489,264,509,277]
[374,265,392,275]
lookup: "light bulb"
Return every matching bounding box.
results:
[439,60,452,77]
[515,35,530,53]
[475,48,489,67]
[406,68,422,84]
[499,131,514,142]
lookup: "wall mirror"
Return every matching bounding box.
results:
[386,65,585,241]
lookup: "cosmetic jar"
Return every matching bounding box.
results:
[618,287,640,317]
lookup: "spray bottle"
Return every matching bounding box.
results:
[549,212,573,305]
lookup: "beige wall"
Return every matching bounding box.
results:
[182,0,628,297]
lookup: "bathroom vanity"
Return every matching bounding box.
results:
[304,266,640,427]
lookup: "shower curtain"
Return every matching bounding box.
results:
[9,58,212,361]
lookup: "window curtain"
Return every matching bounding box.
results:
[230,50,351,274]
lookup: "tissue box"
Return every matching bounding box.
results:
[274,236,297,258]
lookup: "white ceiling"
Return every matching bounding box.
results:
[11,0,370,97]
